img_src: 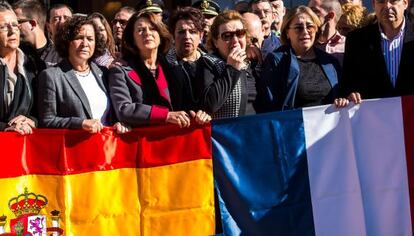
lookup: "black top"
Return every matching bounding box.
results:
[294,58,332,108]
[245,68,257,115]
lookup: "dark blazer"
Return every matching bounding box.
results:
[37,60,111,129]
[341,20,414,99]
[108,55,179,127]
[257,45,341,112]
[0,54,35,130]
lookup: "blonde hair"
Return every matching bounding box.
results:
[339,3,366,32]
[280,5,321,45]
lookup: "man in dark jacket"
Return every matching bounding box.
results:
[341,0,414,102]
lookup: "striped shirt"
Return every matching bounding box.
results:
[379,19,405,87]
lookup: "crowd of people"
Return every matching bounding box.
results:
[0,0,413,135]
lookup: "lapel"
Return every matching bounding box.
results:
[60,60,93,118]
[369,24,392,85]
[315,48,338,87]
[127,56,172,109]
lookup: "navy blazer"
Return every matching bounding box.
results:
[257,45,341,112]
[37,60,111,129]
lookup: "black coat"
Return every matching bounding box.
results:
[0,54,35,130]
[341,20,414,99]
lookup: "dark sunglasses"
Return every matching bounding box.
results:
[220,29,246,41]
[111,19,128,26]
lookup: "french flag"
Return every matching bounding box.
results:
[212,96,414,236]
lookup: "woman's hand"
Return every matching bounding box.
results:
[348,92,362,104]
[113,122,131,134]
[227,45,248,71]
[5,122,33,135]
[82,119,103,133]
[190,110,212,125]
[8,115,35,128]
[166,111,191,128]
[5,115,35,135]
[334,98,350,108]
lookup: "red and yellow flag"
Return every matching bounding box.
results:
[0,125,215,235]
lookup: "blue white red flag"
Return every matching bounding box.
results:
[212,96,414,236]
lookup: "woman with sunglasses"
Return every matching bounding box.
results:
[257,6,348,112]
[196,10,259,119]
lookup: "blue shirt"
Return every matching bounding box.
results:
[380,19,405,87]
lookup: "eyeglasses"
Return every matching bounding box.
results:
[112,19,128,27]
[0,22,19,32]
[288,24,317,33]
[220,29,246,41]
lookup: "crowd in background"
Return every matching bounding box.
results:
[0,0,413,135]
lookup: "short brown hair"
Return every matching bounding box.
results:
[54,15,106,60]
[12,0,47,29]
[122,12,172,58]
[206,10,247,52]
[280,5,321,45]
[168,7,205,35]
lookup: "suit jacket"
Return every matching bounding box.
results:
[341,20,414,99]
[0,52,35,130]
[108,55,178,127]
[37,60,111,129]
[257,45,341,112]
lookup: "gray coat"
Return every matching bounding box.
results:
[37,60,110,129]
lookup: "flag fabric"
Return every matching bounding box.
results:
[1,96,414,236]
[0,126,215,235]
[212,96,414,236]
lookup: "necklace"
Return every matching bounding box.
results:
[74,68,91,77]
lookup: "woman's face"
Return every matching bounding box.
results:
[92,18,107,43]
[286,13,317,55]
[68,24,95,64]
[214,20,246,59]
[133,17,160,54]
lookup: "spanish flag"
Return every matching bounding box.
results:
[0,125,215,235]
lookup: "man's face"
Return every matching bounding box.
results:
[174,19,203,59]
[308,0,327,23]
[251,1,273,35]
[47,7,72,41]
[373,0,407,28]
[270,0,286,25]
[112,10,133,43]
[13,8,33,44]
